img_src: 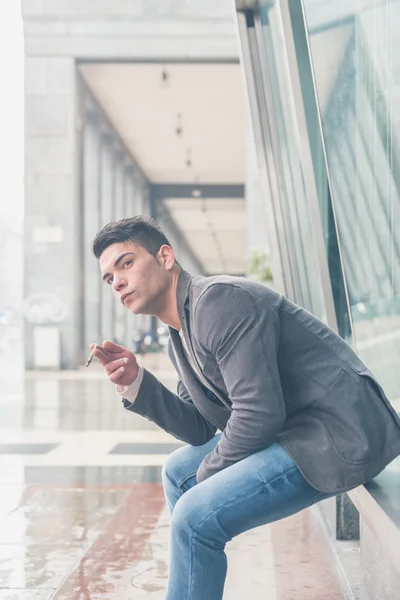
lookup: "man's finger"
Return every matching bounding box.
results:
[105,358,128,376]
[109,366,126,384]
[102,340,127,354]
[92,346,113,365]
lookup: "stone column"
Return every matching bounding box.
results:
[83,111,102,352]
[99,135,115,342]
[24,56,81,369]
[113,152,127,345]
[137,180,152,335]
[123,165,137,349]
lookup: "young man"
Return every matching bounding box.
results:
[91,216,400,600]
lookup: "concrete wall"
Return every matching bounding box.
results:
[22,0,238,60]
[24,57,81,368]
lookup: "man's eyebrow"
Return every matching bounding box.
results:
[102,252,135,281]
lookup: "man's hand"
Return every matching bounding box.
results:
[89,340,139,387]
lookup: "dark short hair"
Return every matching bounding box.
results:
[92,216,173,259]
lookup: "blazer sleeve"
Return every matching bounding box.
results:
[194,283,286,483]
[123,368,217,446]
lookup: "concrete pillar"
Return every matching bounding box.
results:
[83,112,102,352]
[113,152,127,345]
[124,166,135,218]
[129,171,143,338]
[123,166,137,350]
[336,493,360,541]
[134,176,142,216]
[137,180,152,335]
[99,135,115,342]
[114,153,125,221]
[24,56,81,369]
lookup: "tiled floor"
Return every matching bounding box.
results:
[0,351,351,600]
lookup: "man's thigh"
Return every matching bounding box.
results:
[163,433,222,492]
[171,441,331,541]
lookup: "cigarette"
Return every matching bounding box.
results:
[85,347,96,367]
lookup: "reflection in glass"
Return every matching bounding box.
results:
[304,0,400,406]
[258,2,327,322]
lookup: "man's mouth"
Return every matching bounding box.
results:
[121,292,135,305]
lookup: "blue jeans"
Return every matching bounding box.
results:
[162,433,335,600]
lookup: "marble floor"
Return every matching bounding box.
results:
[0,352,351,600]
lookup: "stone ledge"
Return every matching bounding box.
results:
[24,35,239,60]
[348,458,400,577]
[23,19,236,37]
[21,0,233,19]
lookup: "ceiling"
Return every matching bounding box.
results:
[79,62,245,184]
[79,62,246,274]
[164,198,245,274]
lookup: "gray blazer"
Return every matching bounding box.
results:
[124,269,400,492]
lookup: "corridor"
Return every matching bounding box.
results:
[0,352,351,600]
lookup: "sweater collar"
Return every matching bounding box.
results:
[175,268,193,329]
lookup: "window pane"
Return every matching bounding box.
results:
[257,1,327,321]
[304,0,400,408]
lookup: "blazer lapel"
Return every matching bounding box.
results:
[176,269,218,391]
[169,327,230,430]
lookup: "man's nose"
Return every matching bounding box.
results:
[112,276,126,292]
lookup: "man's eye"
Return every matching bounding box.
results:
[107,277,113,285]
[124,260,133,268]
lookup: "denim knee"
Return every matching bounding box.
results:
[170,487,228,549]
[170,487,200,533]
[162,445,196,490]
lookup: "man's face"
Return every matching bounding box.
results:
[99,241,171,315]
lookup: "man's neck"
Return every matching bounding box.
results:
[155,267,181,331]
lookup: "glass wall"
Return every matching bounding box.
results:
[237,4,329,323]
[303,0,400,406]
[257,2,326,318]
[235,0,400,410]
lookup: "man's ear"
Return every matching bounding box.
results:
[157,244,175,270]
